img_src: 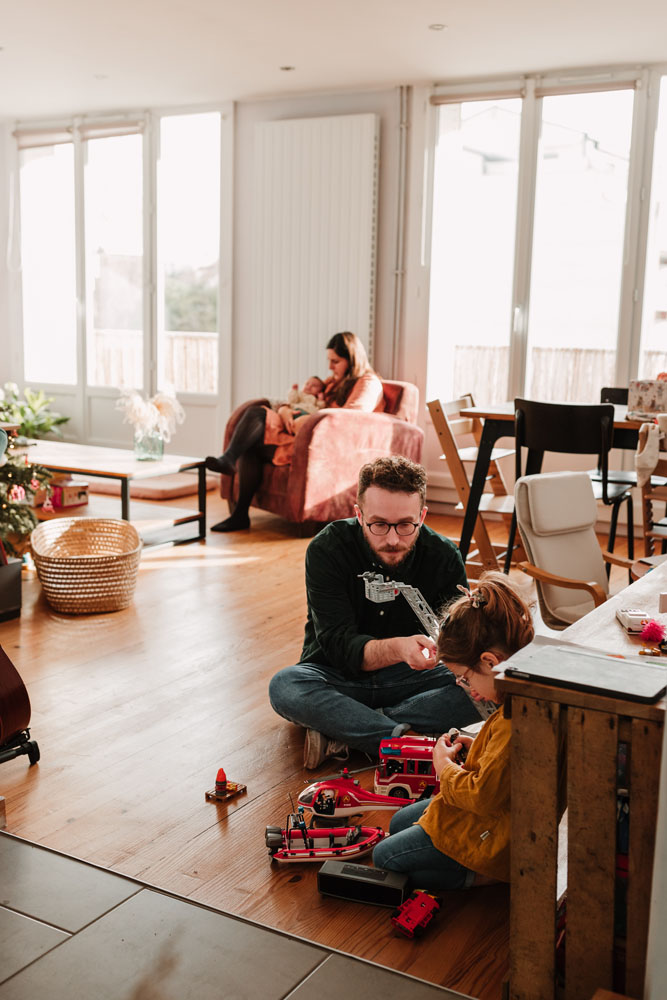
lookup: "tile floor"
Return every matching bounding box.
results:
[0,832,470,999]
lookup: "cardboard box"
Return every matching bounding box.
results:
[32,473,89,508]
[627,378,667,419]
[51,478,89,508]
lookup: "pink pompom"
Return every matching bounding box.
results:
[640,619,666,643]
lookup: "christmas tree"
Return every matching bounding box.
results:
[0,427,52,557]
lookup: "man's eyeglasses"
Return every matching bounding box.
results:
[363,519,421,537]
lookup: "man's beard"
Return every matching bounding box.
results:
[376,540,417,569]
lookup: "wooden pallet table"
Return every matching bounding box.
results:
[497,562,667,1000]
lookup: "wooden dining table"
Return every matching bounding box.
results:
[457,401,644,564]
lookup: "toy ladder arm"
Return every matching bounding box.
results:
[393,584,441,641]
[395,583,496,721]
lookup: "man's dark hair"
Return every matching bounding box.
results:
[357,456,427,506]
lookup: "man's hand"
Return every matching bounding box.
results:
[362,634,437,672]
[398,635,438,670]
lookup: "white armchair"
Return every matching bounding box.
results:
[514,471,634,629]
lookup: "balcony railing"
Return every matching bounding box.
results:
[91,329,218,394]
[91,330,667,402]
[453,345,667,404]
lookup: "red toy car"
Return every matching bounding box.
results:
[391,890,441,938]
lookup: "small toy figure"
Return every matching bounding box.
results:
[391,890,441,938]
[205,766,247,803]
[295,805,309,848]
[445,728,469,764]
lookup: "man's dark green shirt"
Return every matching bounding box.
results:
[300,518,467,676]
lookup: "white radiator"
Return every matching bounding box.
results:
[251,113,379,397]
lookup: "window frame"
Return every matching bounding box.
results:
[10,103,233,450]
[425,64,666,403]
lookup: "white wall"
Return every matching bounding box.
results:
[0,123,15,387]
[232,88,405,408]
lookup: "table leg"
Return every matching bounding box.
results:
[197,463,207,541]
[459,418,514,562]
[509,695,561,1000]
[566,707,617,1000]
[120,479,130,521]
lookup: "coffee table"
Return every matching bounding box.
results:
[26,440,207,546]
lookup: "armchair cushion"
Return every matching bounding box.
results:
[526,471,598,535]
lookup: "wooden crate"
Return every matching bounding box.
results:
[497,675,663,1000]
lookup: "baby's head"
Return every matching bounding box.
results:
[303,376,325,398]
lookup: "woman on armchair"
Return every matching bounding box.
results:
[206,331,384,532]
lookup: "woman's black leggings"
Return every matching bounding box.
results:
[224,406,276,517]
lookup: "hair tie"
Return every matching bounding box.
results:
[457,584,487,609]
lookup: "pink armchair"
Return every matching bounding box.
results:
[219,379,424,526]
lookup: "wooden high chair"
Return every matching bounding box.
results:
[638,422,667,556]
[427,396,521,576]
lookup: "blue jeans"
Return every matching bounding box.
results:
[268,661,482,756]
[372,799,473,891]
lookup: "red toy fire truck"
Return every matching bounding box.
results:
[374,735,440,800]
[391,890,441,938]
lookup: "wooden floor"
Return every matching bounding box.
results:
[0,493,633,999]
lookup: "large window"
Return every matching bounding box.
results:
[526,90,634,401]
[427,69,666,405]
[15,110,226,444]
[19,144,77,384]
[638,75,667,378]
[157,113,221,394]
[427,99,520,404]
[85,133,144,389]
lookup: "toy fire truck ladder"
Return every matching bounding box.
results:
[359,572,495,719]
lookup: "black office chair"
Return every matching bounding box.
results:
[504,398,634,576]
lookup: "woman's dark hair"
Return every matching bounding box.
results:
[326,331,375,406]
[437,572,534,670]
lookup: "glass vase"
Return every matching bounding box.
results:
[134,429,164,461]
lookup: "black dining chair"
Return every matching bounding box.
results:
[504,398,634,575]
[591,388,635,488]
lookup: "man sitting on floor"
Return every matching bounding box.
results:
[269,456,483,769]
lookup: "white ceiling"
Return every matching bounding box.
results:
[3,0,667,121]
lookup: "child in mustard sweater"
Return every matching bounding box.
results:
[372,572,534,890]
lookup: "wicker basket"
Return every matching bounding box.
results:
[31,518,142,614]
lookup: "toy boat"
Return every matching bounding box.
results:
[265,812,384,863]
